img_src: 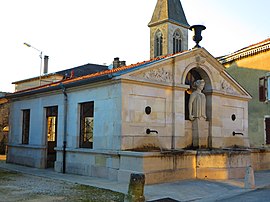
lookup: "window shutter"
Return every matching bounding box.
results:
[259,77,266,102]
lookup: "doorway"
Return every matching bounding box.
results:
[46,106,58,168]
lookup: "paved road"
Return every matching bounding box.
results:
[1,156,270,202]
[219,186,270,202]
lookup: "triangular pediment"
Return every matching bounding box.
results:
[119,48,251,99]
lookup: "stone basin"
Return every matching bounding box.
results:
[119,148,252,184]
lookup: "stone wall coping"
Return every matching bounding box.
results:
[54,148,198,157]
[250,148,270,153]
[118,150,197,157]
[197,149,251,155]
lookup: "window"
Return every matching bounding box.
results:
[22,109,30,144]
[259,77,267,102]
[47,117,56,141]
[173,30,182,54]
[154,30,163,57]
[79,102,94,148]
[46,106,58,142]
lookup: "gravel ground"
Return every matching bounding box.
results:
[0,169,124,202]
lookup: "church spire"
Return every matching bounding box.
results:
[148,0,189,28]
[149,0,189,59]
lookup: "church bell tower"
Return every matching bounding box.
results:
[148,0,189,59]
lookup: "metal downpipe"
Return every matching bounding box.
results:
[61,83,68,174]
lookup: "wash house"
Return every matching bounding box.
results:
[7,0,253,184]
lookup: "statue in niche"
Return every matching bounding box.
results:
[188,79,207,121]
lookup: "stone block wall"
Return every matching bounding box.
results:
[118,151,196,184]
[251,148,270,170]
[7,145,46,168]
[196,150,251,180]
[54,148,120,181]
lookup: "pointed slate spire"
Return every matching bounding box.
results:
[148,0,189,28]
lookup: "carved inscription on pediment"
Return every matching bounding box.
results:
[131,67,173,83]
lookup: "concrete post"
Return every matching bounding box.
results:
[124,173,145,202]
[244,165,255,189]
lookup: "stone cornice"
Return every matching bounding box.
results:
[120,78,188,91]
[209,90,251,101]
[218,39,270,64]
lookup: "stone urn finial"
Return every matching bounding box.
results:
[189,25,206,48]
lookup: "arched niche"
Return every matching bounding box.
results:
[184,67,212,120]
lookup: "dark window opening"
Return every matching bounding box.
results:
[154,30,163,57]
[80,101,94,148]
[22,109,30,144]
[173,30,182,54]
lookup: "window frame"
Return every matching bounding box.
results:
[154,30,163,57]
[79,101,94,148]
[259,77,267,102]
[46,106,58,142]
[22,109,30,144]
[173,30,182,54]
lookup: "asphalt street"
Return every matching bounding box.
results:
[219,185,270,202]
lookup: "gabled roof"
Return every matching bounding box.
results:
[12,63,108,84]
[56,63,108,78]
[148,0,189,28]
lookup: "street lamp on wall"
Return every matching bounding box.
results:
[23,42,43,86]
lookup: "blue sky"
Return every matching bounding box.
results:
[1,0,270,92]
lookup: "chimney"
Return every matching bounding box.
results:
[120,61,126,66]
[112,57,126,69]
[43,55,49,74]
[113,57,120,68]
